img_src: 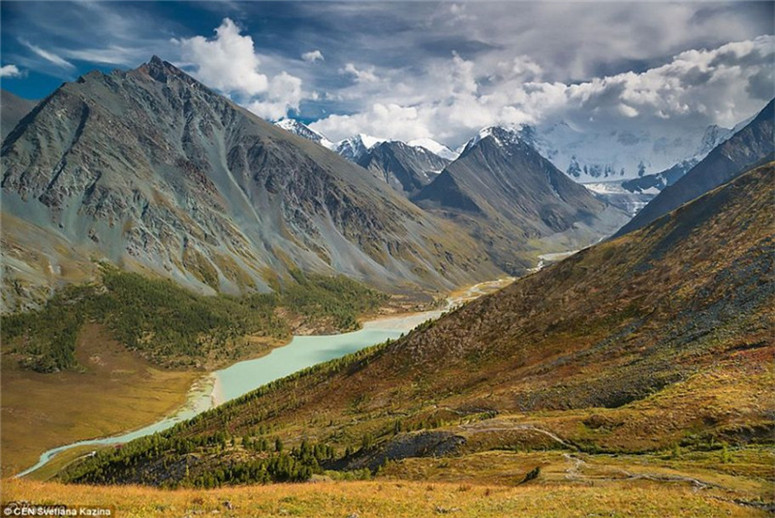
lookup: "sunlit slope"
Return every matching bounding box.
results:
[61,163,773,488]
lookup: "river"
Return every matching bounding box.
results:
[16,277,513,478]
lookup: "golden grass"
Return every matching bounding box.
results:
[1,324,198,477]
[2,477,767,518]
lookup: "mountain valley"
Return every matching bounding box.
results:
[1,7,773,513]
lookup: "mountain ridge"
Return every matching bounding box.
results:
[0,56,500,310]
[414,127,629,272]
[615,98,774,237]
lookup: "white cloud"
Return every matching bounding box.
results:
[177,18,268,96]
[19,39,74,69]
[247,71,304,120]
[63,46,138,65]
[341,63,378,83]
[301,50,324,63]
[177,18,306,121]
[0,64,23,78]
[312,35,774,148]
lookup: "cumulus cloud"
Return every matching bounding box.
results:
[341,63,378,83]
[301,50,324,63]
[19,39,74,69]
[177,18,268,96]
[177,18,306,120]
[312,35,774,147]
[0,64,23,78]
[246,71,304,120]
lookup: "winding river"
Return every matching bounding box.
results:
[17,278,513,478]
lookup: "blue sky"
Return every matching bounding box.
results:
[1,1,773,148]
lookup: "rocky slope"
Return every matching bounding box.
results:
[615,98,774,237]
[356,140,450,196]
[0,57,500,310]
[414,126,629,272]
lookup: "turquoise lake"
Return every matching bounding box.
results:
[16,309,443,477]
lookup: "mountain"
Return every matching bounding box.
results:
[615,98,774,237]
[584,160,695,217]
[63,160,774,488]
[356,140,450,196]
[413,126,629,272]
[614,123,740,195]
[620,159,695,194]
[274,118,334,149]
[1,90,36,141]
[407,138,457,160]
[0,57,501,310]
[334,133,385,162]
[519,119,741,182]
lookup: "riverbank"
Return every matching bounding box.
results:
[0,324,198,478]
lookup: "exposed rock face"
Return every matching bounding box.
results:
[413,127,630,272]
[356,141,450,196]
[1,57,500,309]
[615,98,774,237]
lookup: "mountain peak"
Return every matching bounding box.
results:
[407,138,458,160]
[461,125,521,155]
[137,55,190,84]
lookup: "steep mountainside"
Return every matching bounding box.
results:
[414,127,628,272]
[333,134,384,163]
[1,90,36,140]
[64,162,774,488]
[615,99,774,237]
[356,140,450,196]
[620,160,694,194]
[1,57,499,310]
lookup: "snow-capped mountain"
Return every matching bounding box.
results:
[517,121,737,183]
[413,123,630,273]
[407,138,458,160]
[274,119,335,149]
[334,134,386,162]
[460,126,522,155]
[357,140,450,196]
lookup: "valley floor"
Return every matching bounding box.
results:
[0,324,198,478]
[3,468,769,518]
[1,277,515,479]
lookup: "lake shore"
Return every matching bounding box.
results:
[15,275,516,479]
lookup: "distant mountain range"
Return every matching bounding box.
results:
[0,57,501,309]
[615,98,774,237]
[275,110,753,199]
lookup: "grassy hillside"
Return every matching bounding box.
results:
[1,265,387,372]
[4,476,768,518]
[0,324,199,477]
[57,161,774,511]
[0,266,386,476]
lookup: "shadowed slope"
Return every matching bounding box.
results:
[414,128,629,272]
